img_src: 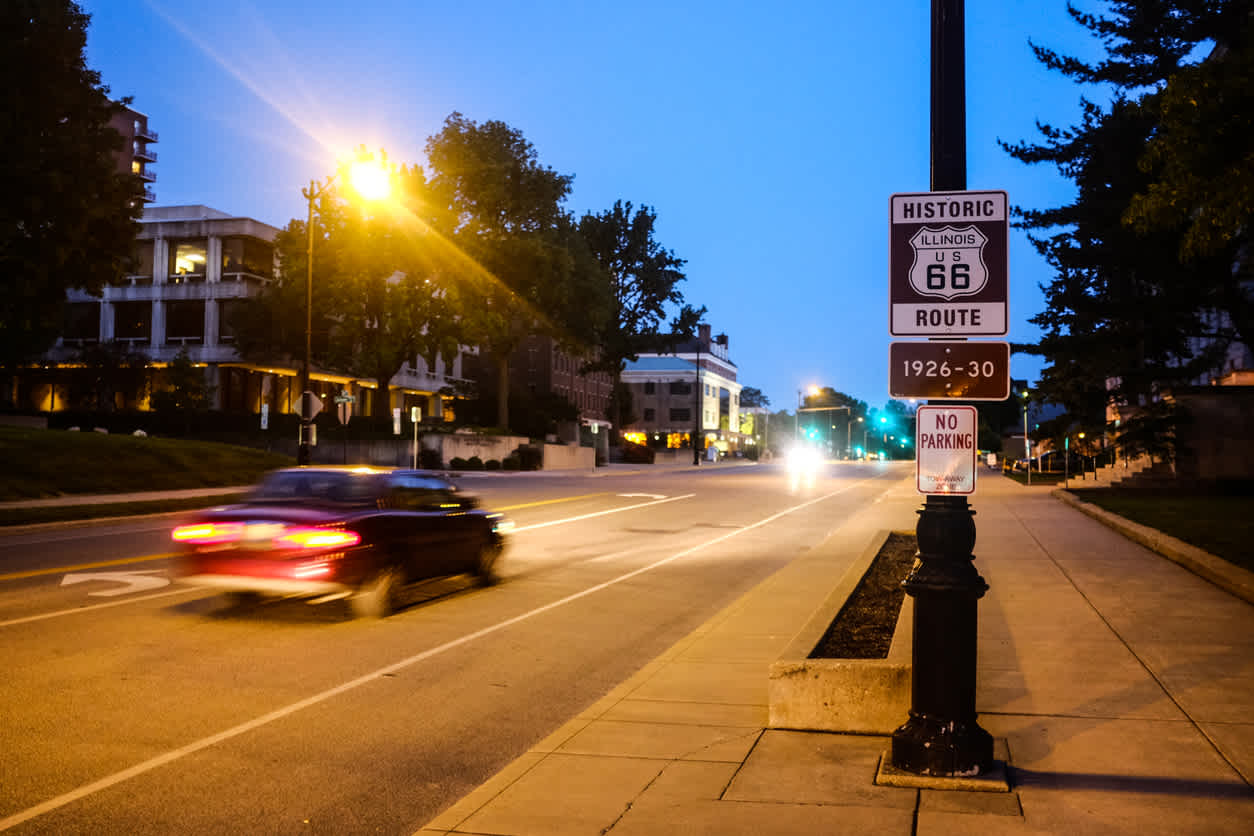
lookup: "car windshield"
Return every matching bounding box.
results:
[249,471,379,505]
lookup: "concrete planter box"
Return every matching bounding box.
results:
[768,530,913,734]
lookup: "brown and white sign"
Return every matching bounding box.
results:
[890,190,1008,337]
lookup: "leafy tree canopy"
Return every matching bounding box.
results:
[424,113,610,429]
[0,0,144,377]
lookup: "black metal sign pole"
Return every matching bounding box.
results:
[890,0,994,776]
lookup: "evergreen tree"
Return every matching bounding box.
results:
[1004,0,1252,458]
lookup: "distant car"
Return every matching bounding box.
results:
[171,467,512,618]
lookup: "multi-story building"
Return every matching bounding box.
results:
[620,324,744,454]
[30,205,468,421]
[109,103,157,203]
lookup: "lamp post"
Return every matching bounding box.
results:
[297,155,392,466]
[1021,389,1031,486]
[693,332,703,465]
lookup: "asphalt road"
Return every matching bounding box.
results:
[0,460,909,834]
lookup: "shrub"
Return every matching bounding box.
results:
[449,456,468,470]
[513,445,543,471]
[485,459,501,471]
[619,440,655,464]
[467,455,485,471]
[503,455,521,470]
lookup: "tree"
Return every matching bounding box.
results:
[578,200,696,432]
[319,162,462,422]
[67,340,148,412]
[233,158,463,423]
[151,348,213,414]
[739,387,770,409]
[0,1,144,392]
[424,113,608,430]
[1003,0,1250,459]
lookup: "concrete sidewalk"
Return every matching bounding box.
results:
[422,474,1254,835]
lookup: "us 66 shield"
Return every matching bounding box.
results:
[889,190,1008,337]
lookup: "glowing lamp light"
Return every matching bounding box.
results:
[349,159,392,201]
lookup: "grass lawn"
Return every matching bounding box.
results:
[0,425,291,502]
[1069,489,1254,574]
[999,469,1067,486]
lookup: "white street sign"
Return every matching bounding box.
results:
[916,405,978,495]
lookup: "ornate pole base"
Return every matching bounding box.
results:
[890,494,993,777]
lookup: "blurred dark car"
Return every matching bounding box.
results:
[171,467,512,618]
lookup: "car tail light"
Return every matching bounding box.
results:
[172,522,246,544]
[273,527,361,550]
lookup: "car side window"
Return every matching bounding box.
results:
[386,474,455,510]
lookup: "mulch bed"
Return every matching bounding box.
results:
[810,532,917,659]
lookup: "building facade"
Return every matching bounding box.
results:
[109,103,157,204]
[620,324,744,454]
[27,205,468,422]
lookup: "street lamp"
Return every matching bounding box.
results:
[1020,389,1031,486]
[297,154,392,466]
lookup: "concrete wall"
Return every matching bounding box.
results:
[1174,386,1254,482]
[274,433,594,471]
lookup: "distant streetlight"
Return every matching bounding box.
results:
[298,152,392,466]
[1021,389,1031,486]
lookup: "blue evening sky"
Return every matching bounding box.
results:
[82,0,1109,412]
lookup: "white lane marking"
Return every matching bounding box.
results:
[512,493,694,532]
[0,481,866,832]
[60,570,170,597]
[617,492,665,499]
[0,588,202,629]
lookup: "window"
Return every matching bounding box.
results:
[165,301,205,343]
[644,381,656,395]
[669,408,690,422]
[221,237,273,278]
[128,241,155,278]
[643,408,655,421]
[113,301,151,342]
[669,381,691,395]
[169,239,208,280]
[219,299,246,343]
[705,383,711,396]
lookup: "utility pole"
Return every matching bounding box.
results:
[889,0,994,779]
[693,332,702,466]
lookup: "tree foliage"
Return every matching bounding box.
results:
[739,386,770,409]
[578,200,696,429]
[424,113,609,429]
[0,0,144,381]
[1004,0,1252,459]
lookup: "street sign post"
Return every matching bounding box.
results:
[889,190,1008,337]
[889,341,1010,400]
[915,405,978,495]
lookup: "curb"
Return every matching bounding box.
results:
[1052,489,1254,605]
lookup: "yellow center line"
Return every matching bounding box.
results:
[0,553,179,582]
[494,491,611,512]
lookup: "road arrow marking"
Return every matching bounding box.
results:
[60,571,170,597]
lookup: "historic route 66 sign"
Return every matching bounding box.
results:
[908,225,988,299]
[889,190,1008,336]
